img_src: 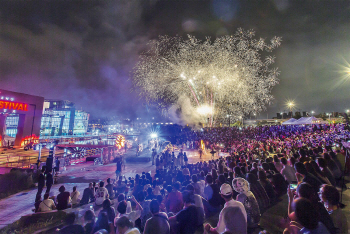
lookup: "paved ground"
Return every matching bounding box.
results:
[0,149,349,234]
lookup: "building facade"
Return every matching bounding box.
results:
[0,89,44,146]
[40,100,89,136]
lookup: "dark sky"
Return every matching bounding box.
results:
[1,0,350,120]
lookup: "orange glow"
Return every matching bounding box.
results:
[0,135,2,147]
[115,135,125,149]
[200,140,205,151]
[21,134,39,146]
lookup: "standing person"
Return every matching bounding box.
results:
[152,149,156,166]
[280,157,297,183]
[36,168,45,199]
[55,158,60,175]
[184,152,188,166]
[143,199,170,234]
[95,181,109,206]
[45,169,53,195]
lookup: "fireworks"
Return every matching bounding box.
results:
[132,28,281,125]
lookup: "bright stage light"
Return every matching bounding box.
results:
[150,133,158,138]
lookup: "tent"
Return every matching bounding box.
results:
[281,118,297,125]
[292,116,324,125]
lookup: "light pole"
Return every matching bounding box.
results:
[311,111,314,116]
[327,113,331,121]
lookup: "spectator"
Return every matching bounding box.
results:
[45,169,53,194]
[232,177,260,229]
[258,170,276,204]
[84,209,95,234]
[137,191,152,231]
[114,196,143,226]
[165,182,183,214]
[80,182,95,205]
[144,199,170,234]
[294,162,322,193]
[285,198,330,234]
[246,173,270,213]
[56,185,71,210]
[204,183,247,234]
[58,213,84,234]
[115,216,141,234]
[96,181,109,206]
[317,158,337,186]
[319,184,348,234]
[38,193,56,212]
[102,199,116,223]
[295,183,336,234]
[36,168,45,198]
[169,190,203,234]
[105,178,115,200]
[280,157,297,183]
[94,211,115,233]
[70,186,80,207]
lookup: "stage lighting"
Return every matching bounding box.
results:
[150,133,157,138]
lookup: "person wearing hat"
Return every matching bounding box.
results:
[204,183,247,234]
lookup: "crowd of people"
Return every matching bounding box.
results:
[33,123,349,234]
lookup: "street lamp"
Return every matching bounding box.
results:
[311,111,314,116]
[327,113,331,121]
[287,102,294,112]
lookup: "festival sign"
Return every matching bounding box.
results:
[0,101,29,111]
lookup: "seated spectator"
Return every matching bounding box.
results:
[165,182,183,214]
[319,184,348,234]
[203,174,223,214]
[204,183,247,234]
[295,183,336,234]
[258,170,276,204]
[145,187,155,200]
[156,195,167,213]
[246,173,270,213]
[105,178,115,200]
[294,162,322,193]
[96,181,109,206]
[114,196,143,226]
[144,199,170,234]
[324,153,342,180]
[94,211,115,233]
[70,186,80,207]
[38,193,56,212]
[101,199,116,223]
[80,182,95,205]
[232,177,260,229]
[284,198,330,234]
[186,184,205,218]
[117,194,132,214]
[137,191,152,231]
[83,209,96,234]
[115,216,141,234]
[317,158,337,186]
[56,185,71,210]
[169,190,203,234]
[58,213,84,234]
[280,157,297,183]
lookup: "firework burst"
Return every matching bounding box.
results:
[132,28,281,126]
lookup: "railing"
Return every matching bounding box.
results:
[0,153,38,168]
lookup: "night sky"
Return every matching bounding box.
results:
[1,0,350,120]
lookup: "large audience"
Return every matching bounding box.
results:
[34,123,349,234]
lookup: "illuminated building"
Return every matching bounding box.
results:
[40,100,89,136]
[0,89,44,146]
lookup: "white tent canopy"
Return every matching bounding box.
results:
[282,116,325,125]
[281,118,297,125]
